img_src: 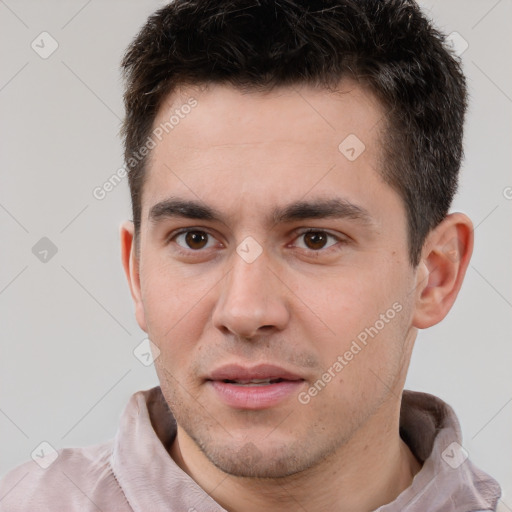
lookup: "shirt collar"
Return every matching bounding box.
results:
[110,387,501,512]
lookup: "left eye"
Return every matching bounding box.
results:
[174,230,217,250]
[293,230,339,251]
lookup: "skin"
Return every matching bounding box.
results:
[121,80,473,512]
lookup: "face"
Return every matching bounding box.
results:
[129,81,421,478]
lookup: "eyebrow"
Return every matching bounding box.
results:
[148,196,373,227]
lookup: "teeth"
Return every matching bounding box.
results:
[227,378,280,385]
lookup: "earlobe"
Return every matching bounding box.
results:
[120,221,147,332]
[412,213,474,329]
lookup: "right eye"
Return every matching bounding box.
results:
[173,230,218,251]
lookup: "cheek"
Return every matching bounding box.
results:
[302,263,411,372]
[299,268,389,334]
[139,256,216,351]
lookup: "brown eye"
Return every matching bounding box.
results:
[293,230,341,252]
[303,231,329,250]
[174,230,211,250]
[185,231,208,249]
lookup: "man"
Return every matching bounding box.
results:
[0,0,502,510]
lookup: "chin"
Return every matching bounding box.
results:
[196,437,325,479]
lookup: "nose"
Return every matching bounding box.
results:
[212,247,290,340]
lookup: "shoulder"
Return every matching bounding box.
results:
[0,440,131,512]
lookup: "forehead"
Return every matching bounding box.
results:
[142,80,398,225]
[152,80,384,155]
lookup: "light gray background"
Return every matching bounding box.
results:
[1,0,511,504]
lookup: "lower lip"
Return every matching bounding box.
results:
[208,380,304,410]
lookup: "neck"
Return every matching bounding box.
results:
[170,397,422,512]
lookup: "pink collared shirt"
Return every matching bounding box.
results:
[0,387,501,511]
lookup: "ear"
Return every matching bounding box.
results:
[120,221,147,333]
[412,213,474,329]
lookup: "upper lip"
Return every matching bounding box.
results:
[207,364,304,382]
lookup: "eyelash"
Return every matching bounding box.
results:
[168,228,348,256]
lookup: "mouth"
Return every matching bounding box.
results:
[207,363,304,382]
[206,364,305,409]
[219,377,293,386]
